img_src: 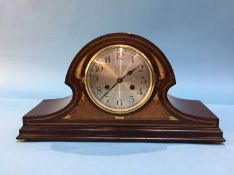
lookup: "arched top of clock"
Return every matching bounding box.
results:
[65,33,175,94]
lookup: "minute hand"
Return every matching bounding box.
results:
[100,81,118,100]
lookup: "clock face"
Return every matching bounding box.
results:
[85,45,155,114]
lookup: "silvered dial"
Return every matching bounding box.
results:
[85,45,155,114]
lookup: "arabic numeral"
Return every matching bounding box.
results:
[129,96,135,103]
[137,64,144,72]
[140,77,147,84]
[105,96,110,103]
[95,65,103,72]
[116,52,124,60]
[96,87,102,94]
[117,99,123,106]
[137,88,143,95]
[92,75,98,82]
[105,55,111,64]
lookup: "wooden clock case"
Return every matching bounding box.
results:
[17,33,225,143]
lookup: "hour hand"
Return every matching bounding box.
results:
[121,67,137,80]
[100,81,118,100]
[127,67,137,76]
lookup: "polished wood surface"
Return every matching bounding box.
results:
[17,33,225,143]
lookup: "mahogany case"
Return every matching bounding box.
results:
[17,33,225,143]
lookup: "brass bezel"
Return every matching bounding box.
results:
[84,44,155,114]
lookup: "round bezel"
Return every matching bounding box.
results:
[84,44,156,114]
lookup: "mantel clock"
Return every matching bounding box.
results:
[17,33,225,143]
